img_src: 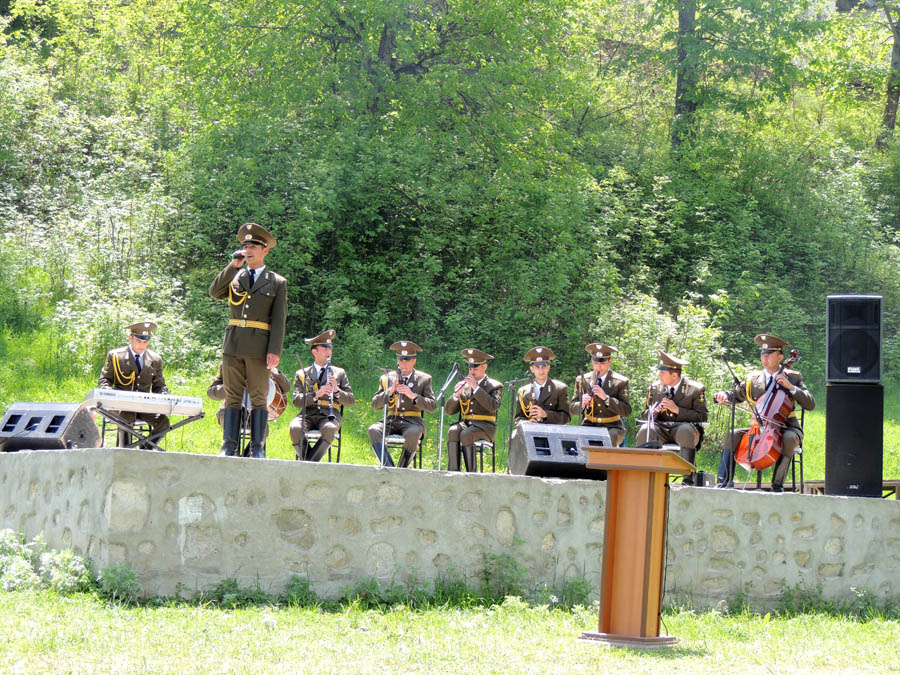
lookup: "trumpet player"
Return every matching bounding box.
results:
[289,329,355,462]
[570,343,631,447]
[636,350,708,484]
[368,341,436,468]
[445,349,504,472]
[513,346,571,426]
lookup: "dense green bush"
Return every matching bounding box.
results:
[0,530,94,593]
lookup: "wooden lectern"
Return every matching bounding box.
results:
[578,446,694,649]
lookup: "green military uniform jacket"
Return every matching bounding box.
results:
[99,347,168,394]
[445,376,504,440]
[514,378,571,425]
[371,369,437,428]
[209,264,288,359]
[642,377,708,426]
[570,370,631,429]
[725,369,814,433]
[292,364,355,424]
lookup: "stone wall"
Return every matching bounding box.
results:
[0,449,607,599]
[663,486,900,609]
[2,448,898,608]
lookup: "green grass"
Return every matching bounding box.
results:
[1,591,899,673]
[3,327,900,480]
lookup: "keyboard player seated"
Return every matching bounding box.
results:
[98,321,170,449]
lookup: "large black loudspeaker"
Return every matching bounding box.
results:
[827,295,882,383]
[825,383,883,497]
[0,403,100,452]
[508,422,610,480]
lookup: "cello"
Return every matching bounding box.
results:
[734,349,800,471]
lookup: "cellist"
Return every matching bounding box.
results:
[714,334,815,491]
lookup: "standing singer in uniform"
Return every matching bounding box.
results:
[209,223,287,459]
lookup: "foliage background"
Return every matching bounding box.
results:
[3,0,900,467]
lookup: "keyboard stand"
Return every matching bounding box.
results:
[94,403,204,451]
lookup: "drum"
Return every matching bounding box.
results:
[266,378,287,421]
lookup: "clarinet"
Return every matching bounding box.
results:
[326,356,335,421]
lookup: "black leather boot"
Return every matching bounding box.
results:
[398,450,416,468]
[307,439,331,463]
[462,445,476,472]
[447,442,460,471]
[717,449,735,488]
[249,408,268,459]
[680,446,697,485]
[372,442,394,467]
[221,407,241,456]
[771,454,791,493]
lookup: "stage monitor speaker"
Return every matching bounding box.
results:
[508,422,610,480]
[827,294,882,383]
[0,402,100,452]
[825,383,883,497]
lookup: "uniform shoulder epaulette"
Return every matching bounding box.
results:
[610,371,629,383]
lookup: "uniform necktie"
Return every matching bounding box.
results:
[135,354,142,373]
[667,386,674,398]
[249,269,256,286]
[318,367,326,385]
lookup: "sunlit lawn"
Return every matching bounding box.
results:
[2,591,899,674]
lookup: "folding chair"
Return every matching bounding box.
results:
[385,434,424,468]
[302,405,344,462]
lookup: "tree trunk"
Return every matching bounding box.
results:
[671,0,698,150]
[878,6,900,149]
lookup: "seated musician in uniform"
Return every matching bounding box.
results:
[570,343,631,447]
[445,349,504,472]
[713,334,815,492]
[513,346,571,427]
[635,350,707,485]
[289,330,355,462]
[368,341,436,468]
[98,321,170,449]
[207,363,289,454]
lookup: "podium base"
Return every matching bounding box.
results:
[578,632,677,649]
